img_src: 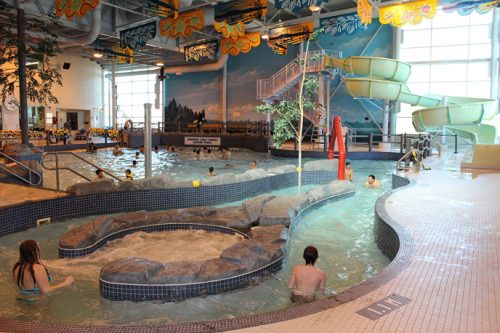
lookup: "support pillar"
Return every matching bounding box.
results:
[318,74,325,109]
[222,63,227,124]
[382,100,389,142]
[491,8,499,100]
[111,62,117,130]
[326,78,331,136]
[144,103,152,178]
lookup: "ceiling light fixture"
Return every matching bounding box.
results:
[93,51,104,58]
[261,30,269,40]
[309,4,321,12]
[155,61,164,67]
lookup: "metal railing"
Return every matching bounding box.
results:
[396,149,421,172]
[257,50,336,101]
[0,150,42,186]
[42,152,122,191]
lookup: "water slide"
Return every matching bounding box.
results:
[324,56,499,144]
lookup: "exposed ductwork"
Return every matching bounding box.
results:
[57,4,102,46]
[163,54,228,74]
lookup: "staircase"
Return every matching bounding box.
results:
[0,151,43,186]
[257,50,340,104]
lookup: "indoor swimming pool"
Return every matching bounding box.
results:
[0,160,394,325]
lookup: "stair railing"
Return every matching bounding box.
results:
[0,150,42,186]
[42,152,123,191]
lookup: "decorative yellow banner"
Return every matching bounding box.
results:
[221,32,260,56]
[379,0,436,27]
[357,0,372,25]
[159,9,204,38]
[214,20,245,39]
[55,0,100,19]
[113,47,134,64]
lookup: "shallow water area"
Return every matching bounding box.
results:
[0,160,395,325]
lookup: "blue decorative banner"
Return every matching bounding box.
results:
[441,0,499,15]
[184,40,219,62]
[321,14,368,36]
[274,0,329,12]
[120,21,157,50]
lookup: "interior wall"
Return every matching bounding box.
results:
[0,53,104,130]
[165,44,298,122]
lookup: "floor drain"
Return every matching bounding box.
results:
[37,217,51,226]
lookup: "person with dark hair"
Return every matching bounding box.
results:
[288,246,326,303]
[13,240,74,300]
[364,174,381,188]
[208,167,215,176]
[132,160,138,167]
[94,169,104,180]
[249,160,257,169]
[345,161,353,181]
[125,169,133,181]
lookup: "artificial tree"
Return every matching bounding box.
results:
[0,0,62,144]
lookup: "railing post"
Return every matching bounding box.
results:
[344,132,348,154]
[55,152,60,192]
[399,134,403,153]
[454,134,458,153]
[368,133,373,152]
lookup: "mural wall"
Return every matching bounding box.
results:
[165,15,393,131]
[165,44,298,122]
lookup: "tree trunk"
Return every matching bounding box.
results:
[17,5,29,145]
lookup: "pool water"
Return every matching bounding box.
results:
[0,160,394,325]
[42,148,296,190]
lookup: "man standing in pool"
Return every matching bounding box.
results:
[288,246,326,303]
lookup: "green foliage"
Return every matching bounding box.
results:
[164,98,196,123]
[0,0,62,104]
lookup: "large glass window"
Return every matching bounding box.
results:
[397,9,495,133]
[104,70,163,128]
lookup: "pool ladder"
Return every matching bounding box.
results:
[396,149,422,172]
[41,152,122,191]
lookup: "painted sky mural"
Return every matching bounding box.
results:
[166,16,393,131]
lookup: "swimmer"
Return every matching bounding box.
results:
[135,152,140,159]
[249,160,257,169]
[132,160,137,167]
[139,145,145,154]
[344,161,353,181]
[288,246,326,303]
[125,169,133,181]
[94,169,104,181]
[154,146,159,153]
[208,167,215,177]
[364,174,381,188]
[13,240,74,299]
[112,145,123,156]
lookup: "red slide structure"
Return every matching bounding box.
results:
[327,116,346,181]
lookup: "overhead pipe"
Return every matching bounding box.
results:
[163,54,228,74]
[57,4,102,46]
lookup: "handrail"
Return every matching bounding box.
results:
[397,149,421,172]
[0,150,42,186]
[42,152,123,191]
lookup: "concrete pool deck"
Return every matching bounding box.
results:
[0,151,498,332]
[230,153,500,333]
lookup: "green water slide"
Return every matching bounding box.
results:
[324,56,498,144]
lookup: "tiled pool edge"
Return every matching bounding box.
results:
[0,173,415,333]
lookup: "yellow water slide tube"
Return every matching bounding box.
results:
[324,56,498,144]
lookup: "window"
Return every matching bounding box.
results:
[397,9,496,133]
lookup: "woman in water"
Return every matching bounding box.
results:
[13,240,74,299]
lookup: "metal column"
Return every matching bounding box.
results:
[111,62,117,130]
[144,103,152,178]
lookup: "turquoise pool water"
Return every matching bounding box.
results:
[0,160,394,325]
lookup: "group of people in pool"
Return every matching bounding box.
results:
[345,161,381,188]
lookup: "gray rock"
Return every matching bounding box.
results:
[112,210,147,230]
[167,207,218,222]
[259,196,310,226]
[146,211,174,225]
[100,257,164,284]
[220,239,272,270]
[59,222,96,249]
[150,261,203,284]
[250,225,288,244]
[200,173,236,186]
[303,159,339,171]
[118,174,174,191]
[66,179,118,195]
[237,169,268,182]
[266,164,296,175]
[243,194,276,224]
[304,181,355,203]
[196,258,247,282]
[210,207,252,228]
[168,180,196,189]
[92,215,116,240]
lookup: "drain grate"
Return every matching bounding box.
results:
[356,294,411,320]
